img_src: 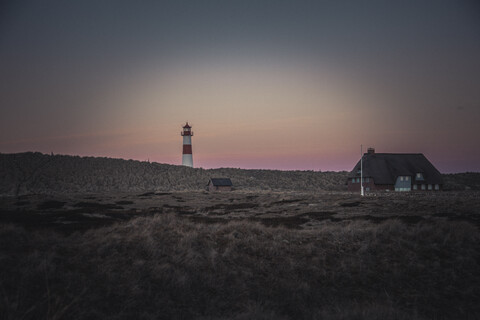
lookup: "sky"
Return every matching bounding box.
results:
[1,0,479,172]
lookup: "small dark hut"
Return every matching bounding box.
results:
[347,148,443,192]
[207,178,233,192]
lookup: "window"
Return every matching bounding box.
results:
[366,177,370,183]
[366,187,370,191]
[413,184,417,190]
[352,178,355,183]
[428,184,432,190]
[405,176,409,181]
[416,173,424,180]
[356,178,360,183]
[435,184,439,190]
[400,176,404,181]
[421,184,426,190]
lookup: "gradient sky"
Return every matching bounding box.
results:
[1,0,479,172]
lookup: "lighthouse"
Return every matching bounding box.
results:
[181,122,193,167]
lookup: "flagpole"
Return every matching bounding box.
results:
[361,144,364,196]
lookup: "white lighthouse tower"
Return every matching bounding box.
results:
[181,122,193,167]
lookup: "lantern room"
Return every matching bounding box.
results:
[181,122,193,136]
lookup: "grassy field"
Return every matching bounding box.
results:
[3,152,480,196]
[0,152,348,195]
[1,191,479,319]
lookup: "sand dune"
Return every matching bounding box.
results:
[2,152,479,196]
[0,152,348,195]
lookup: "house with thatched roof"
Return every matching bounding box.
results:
[347,148,443,192]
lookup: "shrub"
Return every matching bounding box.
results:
[1,215,479,319]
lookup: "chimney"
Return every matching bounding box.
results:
[367,147,375,154]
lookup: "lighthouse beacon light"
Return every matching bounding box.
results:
[181,122,193,167]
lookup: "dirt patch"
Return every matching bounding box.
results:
[0,209,142,234]
[300,211,341,222]
[37,200,66,210]
[138,191,172,197]
[162,204,196,214]
[272,198,306,205]
[346,215,425,224]
[203,202,259,212]
[14,201,30,206]
[73,202,123,210]
[138,192,155,197]
[340,201,362,207]
[115,200,134,205]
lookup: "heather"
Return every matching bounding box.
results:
[1,213,479,319]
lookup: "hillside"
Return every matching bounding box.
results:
[0,152,348,195]
[2,152,478,196]
[442,172,480,191]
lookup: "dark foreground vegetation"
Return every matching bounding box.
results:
[1,211,479,319]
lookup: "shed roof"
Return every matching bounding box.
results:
[209,178,233,186]
[348,153,443,185]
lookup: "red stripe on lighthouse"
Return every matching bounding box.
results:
[181,122,193,167]
[183,145,192,154]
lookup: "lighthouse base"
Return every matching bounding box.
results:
[182,154,193,167]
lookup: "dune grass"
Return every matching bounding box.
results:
[1,214,479,319]
[0,152,349,195]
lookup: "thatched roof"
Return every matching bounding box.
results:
[348,153,443,185]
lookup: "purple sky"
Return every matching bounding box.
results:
[1,1,479,172]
